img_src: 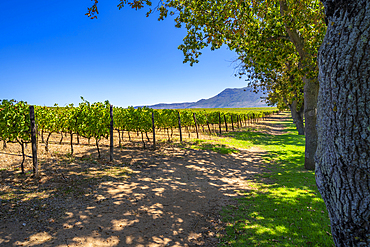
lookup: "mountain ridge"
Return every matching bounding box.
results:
[136,87,267,109]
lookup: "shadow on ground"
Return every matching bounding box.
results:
[0,139,267,247]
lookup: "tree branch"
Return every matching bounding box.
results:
[264,36,290,42]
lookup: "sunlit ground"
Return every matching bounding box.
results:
[219,113,334,246]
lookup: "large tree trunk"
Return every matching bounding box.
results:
[316,0,370,245]
[288,100,305,135]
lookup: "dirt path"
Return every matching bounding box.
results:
[0,113,288,247]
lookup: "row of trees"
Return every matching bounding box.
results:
[86,0,370,245]
[87,0,325,170]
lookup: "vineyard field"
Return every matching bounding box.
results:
[0,98,278,174]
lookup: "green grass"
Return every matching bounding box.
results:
[216,115,334,246]
[189,140,240,154]
[184,127,258,154]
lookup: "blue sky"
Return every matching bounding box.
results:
[0,0,248,107]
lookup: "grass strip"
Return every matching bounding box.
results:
[219,114,334,246]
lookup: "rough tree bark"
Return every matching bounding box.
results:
[288,100,305,135]
[316,0,370,245]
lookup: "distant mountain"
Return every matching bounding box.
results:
[137,87,267,109]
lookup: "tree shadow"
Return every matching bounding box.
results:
[0,140,268,246]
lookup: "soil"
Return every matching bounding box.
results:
[0,113,287,247]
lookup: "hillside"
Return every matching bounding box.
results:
[139,87,267,109]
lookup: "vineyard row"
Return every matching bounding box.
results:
[0,98,278,176]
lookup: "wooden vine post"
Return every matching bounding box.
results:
[178,111,182,143]
[193,113,199,139]
[224,115,228,132]
[231,115,235,131]
[109,105,114,162]
[29,106,39,178]
[70,132,74,155]
[152,112,156,149]
[218,112,222,134]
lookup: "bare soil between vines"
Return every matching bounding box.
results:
[0,114,287,247]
